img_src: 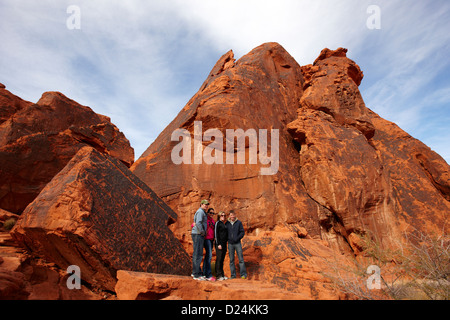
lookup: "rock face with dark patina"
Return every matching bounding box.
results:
[11,147,191,291]
[0,87,134,215]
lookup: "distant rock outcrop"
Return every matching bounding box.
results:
[0,87,134,214]
[11,147,191,291]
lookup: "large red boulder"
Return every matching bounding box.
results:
[0,87,134,214]
[11,147,191,291]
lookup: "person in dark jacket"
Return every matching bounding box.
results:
[214,211,229,281]
[227,210,247,279]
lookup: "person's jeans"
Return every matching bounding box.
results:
[228,241,247,278]
[202,239,213,278]
[192,233,204,278]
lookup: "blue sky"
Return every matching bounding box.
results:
[1,0,449,163]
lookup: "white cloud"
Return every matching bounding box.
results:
[0,0,215,158]
[170,0,450,161]
[172,0,368,63]
[1,0,449,162]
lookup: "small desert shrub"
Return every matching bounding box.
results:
[323,230,449,300]
[3,218,16,231]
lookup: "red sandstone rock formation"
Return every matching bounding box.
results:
[1,207,106,300]
[133,43,449,248]
[0,83,32,125]
[115,270,313,300]
[289,47,449,249]
[131,43,450,297]
[2,42,449,300]
[0,87,134,214]
[131,43,326,246]
[11,147,191,292]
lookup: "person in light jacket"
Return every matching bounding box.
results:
[227,210,247,279]
[191,199,209,280]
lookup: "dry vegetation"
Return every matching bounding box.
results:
[323,229,449,300]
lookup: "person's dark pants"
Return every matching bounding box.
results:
[202,239,213,278]
[229,241,247,278]
[192,233,204,278]
[215,243,227,278]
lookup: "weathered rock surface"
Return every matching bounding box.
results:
[11,147,191,292]
[0,240,104,300]
[0,83,32,125]
[131,42,325,246]
[115,270,313,300]
[0,87,134,214]
[240,227,346,299]
[288,47,449,248]
[0,208,19,226]
[1,211,105,300]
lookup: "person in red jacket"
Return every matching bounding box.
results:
[202,208,216,281]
